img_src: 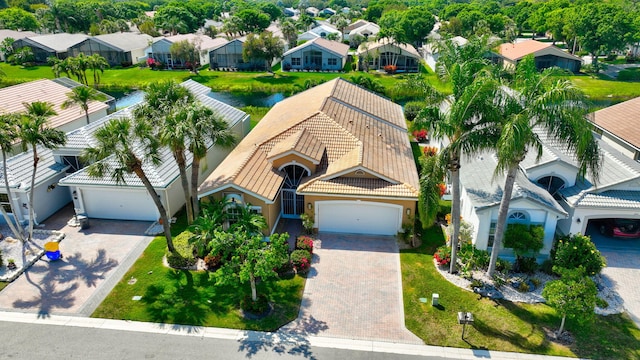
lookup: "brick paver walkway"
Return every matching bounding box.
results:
[280,233,422,344]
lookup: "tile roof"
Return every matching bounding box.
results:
[92,32,153,52]
[497,39,581,62]
[24,33,88,52]
[461,152,567,216]
[0,79,109,130]
[590,96,640,150]
[283,38,349,57]
[356,39,421,58]
[267,128,326,164]
[59,80,247,188]
[198,78,419,201]
[0,147,67,191]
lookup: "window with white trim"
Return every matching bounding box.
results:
[291,57,301,66]
[328,58,337,66]
[0,193,11,213]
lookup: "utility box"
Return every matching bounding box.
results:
[432,293,439,306]
[77,215,90,230]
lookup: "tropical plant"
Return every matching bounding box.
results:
[434,245,451,266]
[553,233,606,276]
[0,113,24,241]
[189,199,227,258]
[61,85,107,125]
[87,54,109,87]
[486,55,601,276]
[20,101,66,241]
[81,117,176,254]
[417,153,446,228]
[296,235,314,253]
[228,202,267,236]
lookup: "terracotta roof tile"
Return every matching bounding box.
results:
[267,128,326,163]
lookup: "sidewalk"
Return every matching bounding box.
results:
[0,311,583,360]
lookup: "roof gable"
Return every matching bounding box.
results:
[498,40,580,62]
[267,128,326,164]
[283,38,349,57]
[591,96,640,150]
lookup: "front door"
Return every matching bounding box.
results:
[280,164,307,219]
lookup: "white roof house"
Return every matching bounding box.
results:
[68,32,153,66]
[298,24,341,42]
[345,21,380,42]
[13,33,88,63]
[282,38,349,71]
[145,34,226,69]
[58,80,250,221]
[0,29,37,61]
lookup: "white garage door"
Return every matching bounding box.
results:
[81,188,158,221]
[316,201,402,236]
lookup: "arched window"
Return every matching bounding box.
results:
[508,211,528,223]
[282,164,307,189]
[536,176,566,199]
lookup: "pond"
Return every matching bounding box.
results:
[114,90,286,110]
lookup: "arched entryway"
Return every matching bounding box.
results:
[280,164,308,219]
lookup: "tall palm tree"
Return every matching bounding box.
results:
[486,56,601,276]
[417,153,447,229]
[186,105,236,219]
[61,85,107,125]
[279,19,298,49]
[410,36,500,274]
[0,113,25,241]
[81,117,177,254]
[20,101,66,241]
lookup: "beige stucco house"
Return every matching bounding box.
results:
[198,78,419,236]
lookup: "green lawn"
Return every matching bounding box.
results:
[92,215,305,331]
[402,227,640,359]
[570,75,640,106]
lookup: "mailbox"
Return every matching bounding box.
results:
[457,312,474,325]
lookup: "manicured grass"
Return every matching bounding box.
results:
[241,106,270,129]
[0,281,8,292]
[401,227,640,359]
[570,75,640,106]
[92,215,305,331]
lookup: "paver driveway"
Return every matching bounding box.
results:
[0,206,153,317]
[587,223,640,328]
[280,233,422,344]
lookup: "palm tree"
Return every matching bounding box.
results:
[279,19,298,49]
[186,104,236,219]
[0,113,25,241]
[20,101,66,241]
[486,55,601,276]
[189,199,227,258]
[409,36,500,274]
[229,202,267,236]
[81,117,177,254]
[87,54,109,87]
[61,85,107,125]
[417,153,446,229]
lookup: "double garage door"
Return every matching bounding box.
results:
[316,201,402,236]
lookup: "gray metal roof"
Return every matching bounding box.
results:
[460,151,567,216]
[0,147,67,191]
[26,33,88,52]
[61,107,136,151]
[92,33,153,52]
[520,128,578,171]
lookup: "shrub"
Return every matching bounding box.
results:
[504,223,544,257]
[296,235,314,253]
[383,64,397,74]
[412,129,428,142]
[617,68,640,81]
[596,297,609,309]
[300,213,314,234]
[514,256,538,274]
[469,279,484,289]
[204,253,222,270]
[554,233,606,275]
[457,242,490,271]
[517,281,530,292]
[240,293,270,314]
[7,258,16,270]
[434,245,451,266]
[290,249,312,273]
[422,146,438,157]
[166,231,196,269]
[496,258,512,274]
[404,101,425,121]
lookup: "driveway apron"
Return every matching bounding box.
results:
[280,233,422,344]
[0,206,153,317]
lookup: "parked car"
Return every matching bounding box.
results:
[595,218,640,238]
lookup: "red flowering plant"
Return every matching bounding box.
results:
[434,245,451,266]
[413,129,428,142]
[296,235,314,254]
[383,64,397,74]
[146,57,156,68]
[423,146,438,157]
[437,183,447,197]
[291,249,312,273]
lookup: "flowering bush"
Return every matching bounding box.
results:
[437,183,447,197]
[290,249,312,273]
[413,129,428,142]
[423,146,438,157]
[434,245,451,266]
[553,233,606,275]
[383,64,397,74]
[296,235,314,253]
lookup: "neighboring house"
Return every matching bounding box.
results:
[58,80,250,222]
[422,36,468,72]
[346,22,380,43]
[320,8,336,16]
[281,38,348,71]
[198,78,419,236]
[589,96,640,160]
[357,39,421,72]
[298,24,341,42]
[284,8,300,17]
[497,39,582,73]
[306,7,320,17]
[145,34,226,69]
[344,20,369,34]
[0,146,70,226]
[0,78,110,137]
[459,150,568,259]
[68,32,153,67]
[13,33,88,63]
[209,38,266,70]
[0,29,37,61]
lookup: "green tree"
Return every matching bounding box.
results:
[20,101,66,241]
[189,198,227,257]
[417,152,446,228]
[210,230,289,304]
[258,2,282,21]
[554,233,606,276]
[169,39,200,73]
[8,46,33,66]
[0,7,38,31]
[279,19,298,50]
[154,5,199,34]
[411,37,500,274]
[0,113,25,241]
[542,267,598,337]
[242,32,284,72]
[87,54,109,87]
[486,56,601,277]
[237,8,270,34]
[82,117,177,254]
[61,85,107,125]
[0,37,15,59]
